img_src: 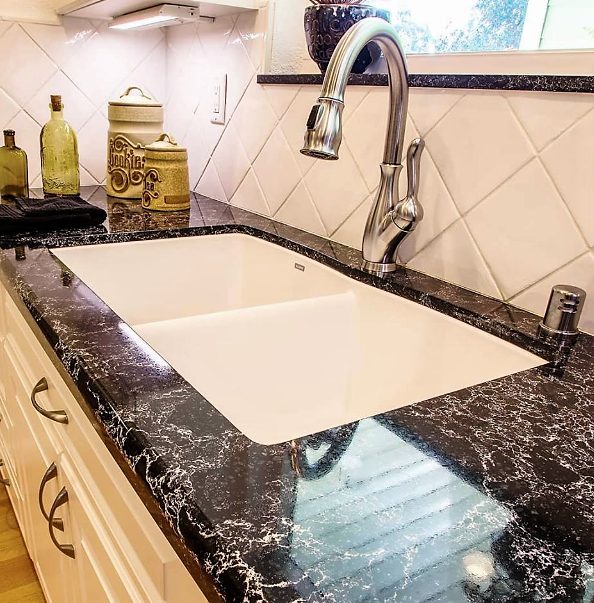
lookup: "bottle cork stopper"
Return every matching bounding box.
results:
[3,129,15,136]
[50,95,62,111]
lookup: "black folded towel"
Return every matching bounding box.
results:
[0,196,107,234]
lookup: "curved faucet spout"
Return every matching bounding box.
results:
[301,17,424,274]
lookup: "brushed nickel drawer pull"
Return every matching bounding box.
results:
[48,487,75,559]
[38,462,64,531]
[0,460,10,486]
[31,378,68,425]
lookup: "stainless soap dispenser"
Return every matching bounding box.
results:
[538,284,587,339]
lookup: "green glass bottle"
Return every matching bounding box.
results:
[0,129,29,201]
[40,95,80,196]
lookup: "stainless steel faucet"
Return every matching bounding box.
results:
[301,17,424,274]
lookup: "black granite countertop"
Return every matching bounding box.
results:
[256,73,594,94]
[1,187,594,602]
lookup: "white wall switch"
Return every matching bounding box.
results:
[210,74,227,125]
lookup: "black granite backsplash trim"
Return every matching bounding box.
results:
[1,188,594,602]
[257,73,594,93]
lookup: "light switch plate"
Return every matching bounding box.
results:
[210,74,227,125]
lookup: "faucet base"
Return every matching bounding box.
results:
[361,259,397,274]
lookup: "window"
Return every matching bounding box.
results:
[370,0,594,54]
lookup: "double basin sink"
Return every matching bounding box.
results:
[52,234,545,445]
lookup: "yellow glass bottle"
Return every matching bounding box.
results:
[0,129,29,201]
[40,95,80,196]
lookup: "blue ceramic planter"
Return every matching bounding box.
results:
[304,4,391,74]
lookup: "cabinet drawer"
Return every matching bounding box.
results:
[4,333,63,463]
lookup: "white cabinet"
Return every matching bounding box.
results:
[0,280,209,603]
[57,0,261,20]
[0,0,63,26]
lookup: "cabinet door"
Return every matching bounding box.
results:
[0,285,8,412]
[20,415,73,603]
[1,342,33,532]
[59,455,145,603]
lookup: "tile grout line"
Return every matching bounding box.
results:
[235,72,279,164]
[505,93,591,249]
[404,213,505,306]
[342,136,376,196]
[197,159,228,202]
[0,87,21,123]
[277,89,317,181]
[536,103,594,156]
[327,186,376,240]
[215,127,253,203]
[250,119,304,217]
[18,20,65,69]
[395,161,461,263]
[13,23,60,104]
[342,86,373,126]
[245,88,314,213]
[508,249,591,303]
[419,91,466,138]
[537,132,594,250]
[181,19,245,188]
[19,20,166,137]
[412,94,504,299]
[450,94,539,220]
[250,165,272,216]
[535,154,591,249]
[263,85,300,122]
[286,177,330,238]
[18,22,101,112]
[457,152,535,220]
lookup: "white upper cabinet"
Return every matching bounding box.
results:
[57,0,261,19]
[0,0,260,26]
[0,0,63,25]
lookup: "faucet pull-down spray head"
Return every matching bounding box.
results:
[301,98,344,160]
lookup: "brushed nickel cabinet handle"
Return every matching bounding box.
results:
[31,378,68,425]
[48,487,75,559]
[38,462,64,531]
[0,460,10,487]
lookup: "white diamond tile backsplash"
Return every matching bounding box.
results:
[165,11,593,333]
[2,13,594,334]
[0,18,166,187]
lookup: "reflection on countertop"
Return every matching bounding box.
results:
[106,197,191,232]
[289,419,593,601]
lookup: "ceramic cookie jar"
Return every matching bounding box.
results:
[107,87,163,199]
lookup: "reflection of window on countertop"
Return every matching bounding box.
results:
[369,0,594,53]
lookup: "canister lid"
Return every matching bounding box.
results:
[146,133,186,152]
[109,86,162,108]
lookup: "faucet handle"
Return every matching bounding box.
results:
[406,138,425,200]
[391,138,426,232]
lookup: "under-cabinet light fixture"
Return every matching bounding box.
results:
[109,4,213,31]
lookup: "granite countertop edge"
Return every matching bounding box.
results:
[256,73,594,94]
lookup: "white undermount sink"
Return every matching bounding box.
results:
[52,234,546,445]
